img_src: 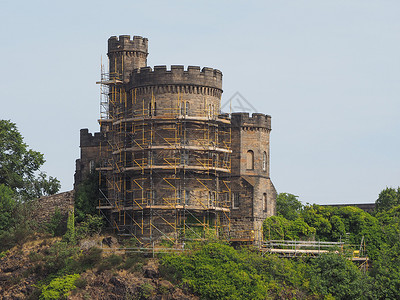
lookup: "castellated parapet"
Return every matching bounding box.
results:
[75,34,277,245]
[129,65,222,90]
[231,112,271,130]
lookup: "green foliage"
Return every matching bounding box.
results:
[46,209,65,237]
[39,273,80,300]
[307,254,373,299]
[24,172,61,200]
[0,184,16,232]
[74,171,100,223]
[33,241,80,277]
[161,242,307,299]
[78,247,103,268]
[0,200,36,251]
[263,215,315,240]
[276,193,303,220]
[97,254,123,272]
[375,187,400,212]
[63,211,75,244]
[0,120,60,200]
[76,214,104,239]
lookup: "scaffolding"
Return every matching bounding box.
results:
[97,71,232,245]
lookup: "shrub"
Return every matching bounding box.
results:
[79,247,103,268]
[97,254,123,272]
[45,209,65,237]
[39,273,80,300]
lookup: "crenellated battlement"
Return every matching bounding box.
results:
[129,65,223,90]
[231,112,271,130]
[80,129,102,147]
[108,35,148,54]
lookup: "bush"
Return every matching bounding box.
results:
[39,273,80,300]
[76,214,104,239]
[79,247,103,268]
[307,254,373,299]
[97,254,123,272]
[46,209,65,237]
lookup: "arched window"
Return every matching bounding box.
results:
[263,193,268,211]
[246,150,254,170]
[262,151,267,171]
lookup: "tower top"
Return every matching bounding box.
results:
[108,35,148,54]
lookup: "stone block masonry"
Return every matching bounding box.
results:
[33,190,75,226]
[75,34,277,244]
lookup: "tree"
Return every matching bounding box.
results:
[0,184,16,231]
[74,171,99,223]
[0,120,60,199]
[375,187,400,212]
[307,253,373,299]
[276,193,303,220]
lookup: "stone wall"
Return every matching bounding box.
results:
[33,190,75,226]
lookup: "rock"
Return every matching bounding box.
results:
[102,236,117,247]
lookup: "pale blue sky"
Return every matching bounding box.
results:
[1,0,399,204]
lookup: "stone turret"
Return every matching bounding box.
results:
[230,113,276,243]
[108,35,149,81]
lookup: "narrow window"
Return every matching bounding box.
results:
[262,151,267,171]
[232,192,240,209]
[185,190,190,205]
[209,191,216,207]
[185,101,190,115]
[89,160,95,173]
[177,189,181,204]
[181,101,185,116]
[263,193,268,211]
[247,150,254,170]
[153,101,157,116]
[180,150,189,165]
[148,102,152,116]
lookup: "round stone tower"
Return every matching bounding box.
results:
[99,35,231,243]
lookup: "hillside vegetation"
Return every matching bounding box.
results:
[1,119,399,299]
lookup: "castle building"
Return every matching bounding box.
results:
[75,35,276,244]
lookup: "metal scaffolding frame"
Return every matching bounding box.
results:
[97,70,231,246]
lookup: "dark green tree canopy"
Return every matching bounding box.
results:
[0,120,60,199]
[276,193,303,220]
[375,187,400,212]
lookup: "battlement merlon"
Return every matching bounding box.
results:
[80,129,102,147]
[231,112,271,130]
[108,35,149,54]
[128,65,223,90]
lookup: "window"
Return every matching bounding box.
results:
[184,190,190,205]
[263,193,267,211]
[247,150,254,170]
[262,151,267,171]
[148,102,152,116]
[232,192,240,209]
[209,191,216,207]
[147,151,153,166]
[185,101,190,115]
[153,101,157,116]
[89,160,95,173]
[180,150,189,165]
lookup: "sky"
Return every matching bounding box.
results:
[1,0,399,205]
